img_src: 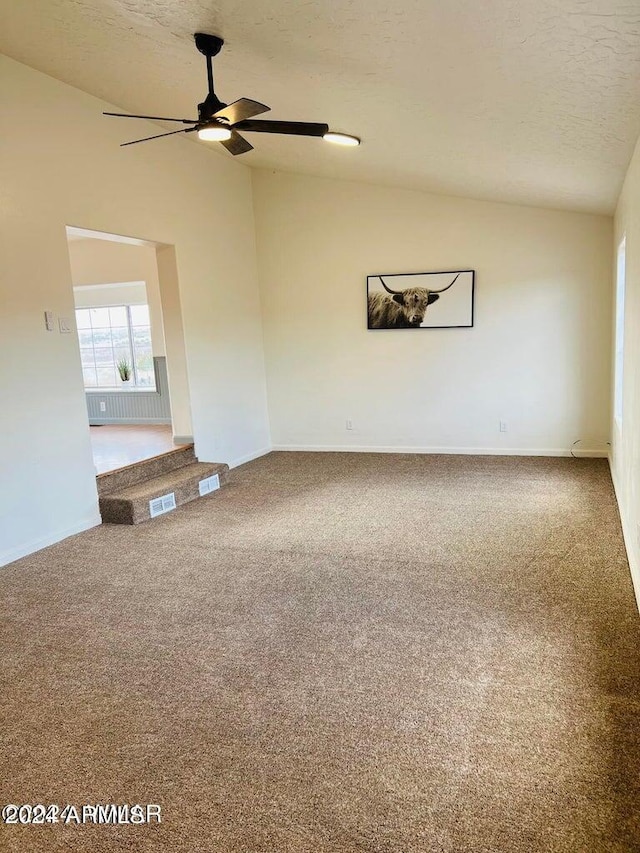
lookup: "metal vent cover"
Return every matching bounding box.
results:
[199,474,220,496]
[149,492,177,518]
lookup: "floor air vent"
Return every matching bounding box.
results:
[149,492,177,518]
[199,473,220,496]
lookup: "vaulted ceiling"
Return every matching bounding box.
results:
[1,0,639,213]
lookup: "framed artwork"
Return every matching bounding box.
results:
[367,269,475,329]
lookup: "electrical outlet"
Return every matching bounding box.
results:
[499,420,507,433]
[346,419,353,431]
[99,401,106,413]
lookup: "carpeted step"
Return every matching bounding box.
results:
[99,461,229,525]
[97,444,197,497]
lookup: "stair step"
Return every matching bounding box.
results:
[99,461,229,525]
[97,444,196,497]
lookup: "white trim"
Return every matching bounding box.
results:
[86,389,159,395]
[229,446,272,468]
[89,418,171,425]
[270,444,609,458]
[0,513,102,569]
[172,434,194,445]
[608,454,640,615]
[66,225,157,247]
[73,280,145,293]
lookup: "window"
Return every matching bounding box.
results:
[76,304,156,389]
[614,236,626,424]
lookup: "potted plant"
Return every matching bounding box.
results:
[116,357,133,386]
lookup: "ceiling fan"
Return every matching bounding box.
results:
[104,33,360,155]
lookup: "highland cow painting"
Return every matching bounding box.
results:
[367,269,475,329]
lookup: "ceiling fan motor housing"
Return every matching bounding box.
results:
[198,94,228,123]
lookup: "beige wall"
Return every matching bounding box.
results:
[68,238,166,356]
[611,135,640,606]
[0,55,270,566]
[74,281,147,307]
[155,245,194,441]
[253,170,613,455]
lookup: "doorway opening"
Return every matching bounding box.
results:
[65,226,193,475]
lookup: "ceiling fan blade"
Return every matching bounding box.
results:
[104,112,198,124]
[120,127,193,147]
[220,130,254,156]
[214,98,270,124]
[234,120,329,137]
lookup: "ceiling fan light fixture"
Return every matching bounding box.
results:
[198,125,232,141]
[323,131,360,147]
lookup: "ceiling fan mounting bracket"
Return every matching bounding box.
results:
[194,33,224,58]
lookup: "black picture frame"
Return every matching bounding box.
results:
[366,269,475,330]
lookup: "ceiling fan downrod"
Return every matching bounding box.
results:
[194,33,227,121]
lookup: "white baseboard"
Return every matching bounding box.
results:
[608,454,640,615]
[172,434,194,445]
[229,446,272,468]
[271,444,609,458]
[0,513,102,569]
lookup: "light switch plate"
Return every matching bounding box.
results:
[58,317,72,333]
[44,311,55,331]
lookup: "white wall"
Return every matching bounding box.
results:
[74,281,148,307]
[68,238,166,356]
[611,135,640,605]
[253,170,613,455]
[0,55,270,566]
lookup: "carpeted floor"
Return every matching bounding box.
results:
[1,452,639,852]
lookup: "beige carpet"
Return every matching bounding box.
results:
[1,452,639,852]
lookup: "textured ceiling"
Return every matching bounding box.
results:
[1,0,640,213]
